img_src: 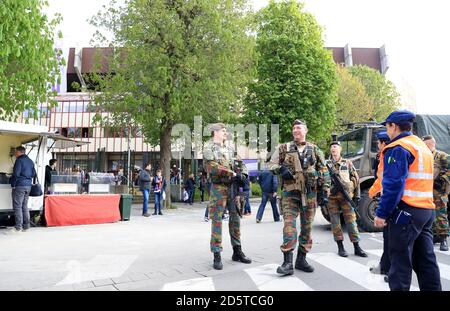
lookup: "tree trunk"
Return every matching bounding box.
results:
[160,124,173,208]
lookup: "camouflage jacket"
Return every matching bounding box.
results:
[203,141,248,184]
[433,149,450,196]
[325,157,360,199]
[268,141,330,192]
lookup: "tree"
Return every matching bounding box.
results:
[243,0,338,144]
[348,65,401,121]
[89,0,255,206]
[0,0,64,120]
[334,65,374,132]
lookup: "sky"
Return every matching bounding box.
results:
[45,0,450,114]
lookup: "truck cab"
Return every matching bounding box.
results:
[320,115,450,232]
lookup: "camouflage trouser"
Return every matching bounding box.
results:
[280,190,317,254]
[327,195,360,243]
[433,195,449,238]
[208,183,241,253]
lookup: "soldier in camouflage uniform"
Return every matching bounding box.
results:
[423,135,450,251]
[203,123,252,270]
[326,141,367,257]
[269,120,331,275]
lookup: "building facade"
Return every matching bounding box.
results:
[20,45,389,177]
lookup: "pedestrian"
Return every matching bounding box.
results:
[368,131,391,279]
[374,110,441,291]
[45,159,57,194]
[185,174,196,205]
[242,172,251,215]
[10,146,36,233]
[152,169,166,215]
[204,123,251,270]
[325,141,367,258]
[268,119,330,275]
[139,163,153,217]
[423,135,450,251]
[199,172,206,203]
[256,162,280,223]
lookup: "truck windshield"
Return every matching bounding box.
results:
[339,128,365,158]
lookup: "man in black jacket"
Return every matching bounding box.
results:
[45,159,57,194]
[10,146,36,232]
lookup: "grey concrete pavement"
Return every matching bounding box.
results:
[0,199,449,291]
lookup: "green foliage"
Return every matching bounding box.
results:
[243,0,338,144]
[250,181,262,197]
[334,65,374,132]
[348,65,401,122]
[88,0,255,144]
[0,0,64,120]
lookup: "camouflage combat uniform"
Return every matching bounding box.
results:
[326,157,361,242]
[204,141,248,253]
[269,141,330,254]
[431,149,450,238]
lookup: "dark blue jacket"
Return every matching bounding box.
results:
[242,177,250,192]
[10,154,35,188]
[185,178,195,191]
[258,170,278,193]
[376,132,415,219]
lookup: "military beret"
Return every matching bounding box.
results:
[377,131,390,143]
[292,119,307,127]
[380,110,416,126]
[209,123,226,131]
[329,141,341,147]
[422,135,434,141]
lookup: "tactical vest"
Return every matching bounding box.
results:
[279,141,318,192]
[326,158,355,198]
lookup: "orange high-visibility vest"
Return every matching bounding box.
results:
[369,178,382,198]
[378,134,435,209]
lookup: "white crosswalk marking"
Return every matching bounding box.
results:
[435,249,450,256]
[365,248,450,280]
[308,252,392,291]
[57,255,138,285]
[369,237,383,244]
[161,277,215,291]
[244,264,313,291]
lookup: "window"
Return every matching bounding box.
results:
[339,128,365,158]
[81,128,93,138]
[370,128,386,153]
[67,127,78,138]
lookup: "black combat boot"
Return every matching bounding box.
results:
[337,240,348,257]
[440,236,448,251]
[276,251,294,275]
[353,242,368,257]
[295,249,314,272]
[232,245,252,264]
[213,252,223,270]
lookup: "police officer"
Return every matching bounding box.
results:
[326,141,367,257]
[423,135,450,251]
[374,110,441,291]
[369,131,391,278]
[203,123,252,270]
[269,119,330,275]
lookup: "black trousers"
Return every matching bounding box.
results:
[388,205,441,291]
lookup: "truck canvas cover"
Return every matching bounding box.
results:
[415,114,450,154]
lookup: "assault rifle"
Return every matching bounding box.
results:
[325,162,360,219]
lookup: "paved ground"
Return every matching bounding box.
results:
[0,199,449,291]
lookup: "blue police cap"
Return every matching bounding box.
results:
[376,131,390,143]
[380,110,416,126]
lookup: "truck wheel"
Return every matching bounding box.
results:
[357,189,382,232]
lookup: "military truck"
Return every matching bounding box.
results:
[320,114,450,232]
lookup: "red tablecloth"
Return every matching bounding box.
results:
[45,194,121,227]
